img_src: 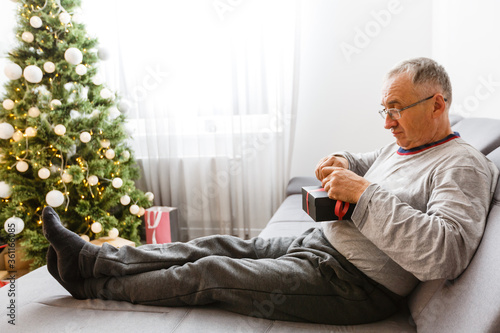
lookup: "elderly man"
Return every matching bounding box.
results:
[43,58,498,325]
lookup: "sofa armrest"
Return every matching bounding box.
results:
[286,177,321,196]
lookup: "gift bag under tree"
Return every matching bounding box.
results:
[145,207,179,244]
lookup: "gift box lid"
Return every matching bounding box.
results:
[302,186,334,206]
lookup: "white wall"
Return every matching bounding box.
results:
[291,0,500,177]
[433,0,500,120]
[290,0,434,177]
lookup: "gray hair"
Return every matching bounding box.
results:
[386,57,452,108]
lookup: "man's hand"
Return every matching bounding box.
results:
[321,167,371,203]
[315,155,349,181]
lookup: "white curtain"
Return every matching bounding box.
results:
[82,0,301,240]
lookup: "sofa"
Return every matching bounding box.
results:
[1,116,500,332]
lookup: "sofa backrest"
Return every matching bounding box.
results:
[452,117,500,155]
[449,114,463,126]
[409,146,500,332]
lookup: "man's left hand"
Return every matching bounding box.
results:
[321,167,371,203]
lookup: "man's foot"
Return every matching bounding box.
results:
[46,246,87,299]
[42,206,87,282]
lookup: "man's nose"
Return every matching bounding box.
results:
[384,114,398,129]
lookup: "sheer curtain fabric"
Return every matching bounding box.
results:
[82,0,301,239]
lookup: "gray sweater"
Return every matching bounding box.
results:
[322,134,499,296]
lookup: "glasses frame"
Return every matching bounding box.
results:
[379,94,445,120]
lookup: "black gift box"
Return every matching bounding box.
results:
[302,186,356,222]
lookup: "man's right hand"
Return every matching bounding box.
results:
[315,155,349,181]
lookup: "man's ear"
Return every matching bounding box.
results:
[432,94,447,118]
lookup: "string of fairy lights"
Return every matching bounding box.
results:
[1,0,154,238]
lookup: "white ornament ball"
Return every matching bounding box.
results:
[138,207,145,216]
[50,99,62,108]
[108,227,119,239]
[59,12,71,24]
[80,234,90,242]
[4,217,24,235]
[24,65,43,83]
[2,99,14,110]
[118,100,130,114]
[105,149,115,159]
[100,139,110,148]
[92,75,104,85]
[25,127,37,137]
[0,123,15,139]
[12,130,23,142]
[72,11,83,24]
[129,204,140,215]
[0,181,12,198]
[70,110,81,119]
[120,194,131,205]
[80,131,91,143]
[30,16,43,28]
[100,88,112,99]
[54,124,66,136]
[63,82,74,91]
[108,106,120,120]
[90,109,100,118]
[28,106,40,117]
[91,221,102,234]
[97,47,110,60]
[88,175,99,186]
[145,192,155,202]
[4,63,22,80]
[75,64,87,75]
[43,61,56,73]
[121,150,130,161]
[62,171,73,183]
[112,177,123,188]
[0,123,14,140]
[64,47,83,65]
[46,189,64,207]
[16,160,29,172]
[22,31,34,43]
[38,167,50,179]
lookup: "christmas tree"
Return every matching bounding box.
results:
[0,0,153,269]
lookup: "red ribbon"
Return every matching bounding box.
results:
[306,188,350,220]
[306,188,325,215]
[335,200,350,220]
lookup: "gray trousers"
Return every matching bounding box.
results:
[80,228,401,325]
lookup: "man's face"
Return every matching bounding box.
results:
[381,74,436,149]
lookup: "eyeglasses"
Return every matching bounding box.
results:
[378,95,445,120]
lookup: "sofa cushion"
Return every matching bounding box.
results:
[488,147,500,203]
[451,117,500,155]
[259,194,317,239]
[258,220,317,239]
[411,185,500,332]
[409,146,500,331]
[487,146,500,178]
[267,195,312,224]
